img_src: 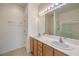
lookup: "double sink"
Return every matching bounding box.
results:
[51,41,73,50]
[41,35,73,50]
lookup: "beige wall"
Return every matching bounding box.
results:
[0,4,25,54]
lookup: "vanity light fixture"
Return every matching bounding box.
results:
[39,3,64,16]
[50,3,54,8]
[48,6,50,10]
[54,3,59,6]
[44,8,48,12]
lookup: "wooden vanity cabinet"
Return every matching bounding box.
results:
[33,39,38,56]
[54,49,65,56]
[46,45,54,56]
[30,37,65,56]
[42,44,46,56]
[30,37,34,55]
[43,44,54,56]
[30,37,38,56]
[37,41,43,56]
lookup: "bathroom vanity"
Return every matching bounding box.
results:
[30,35,67,56]
[30,35,79,56]
[29,3,79,56]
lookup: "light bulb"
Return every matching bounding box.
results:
[55,3,59,6]
[48,7,50,10]
[44,8,47,11]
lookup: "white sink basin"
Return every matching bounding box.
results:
[51,41,73,50]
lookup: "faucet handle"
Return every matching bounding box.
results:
[59,37,64,43]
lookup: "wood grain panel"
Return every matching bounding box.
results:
[43,44,53,56]
[46,45,53,56]
[38,41,43,56]
[30,37,34,54]
[33,39,38,56]
[54,49,64,56]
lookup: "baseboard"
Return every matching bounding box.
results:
[0,46,24,55]
[26,48,31,54]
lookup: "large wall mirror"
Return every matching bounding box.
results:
[55,3,79,40]
[38,3,79,40]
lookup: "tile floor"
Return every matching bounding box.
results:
[0,47,32,56]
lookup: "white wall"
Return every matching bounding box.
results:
[26,4,39,53]
[25,3,46,53]
[28,4,39,35]
[0,4,25,54]
[38,4,50,35]
[24,5,28,49]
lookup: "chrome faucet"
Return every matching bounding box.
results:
[59,37,64,43]
[38,33,41,37]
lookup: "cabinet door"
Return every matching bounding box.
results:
[38,41,43,56]
[43,44,54,56]
[54,49,64,56]
[33,39,38,56]
[43,44,47,56]
[30,37,34,54]
[46,45,54,56]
